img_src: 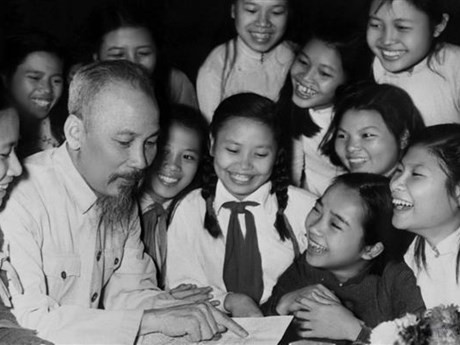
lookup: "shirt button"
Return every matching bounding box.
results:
[114,258,119,265]
[61,271,66,279]
[96,251,102,261]
[91,292,98,303]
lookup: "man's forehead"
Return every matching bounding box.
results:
[85,82,159,125]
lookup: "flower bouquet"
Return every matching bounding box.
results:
[370,305,460,345]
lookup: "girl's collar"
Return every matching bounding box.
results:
[375,55,429,78]
[425,226,460,257]
[214,179,272,212]
[236,37,273,63]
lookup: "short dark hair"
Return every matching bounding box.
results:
[321,81,425,168]
[1,30,66,80]
[330,173,406,272]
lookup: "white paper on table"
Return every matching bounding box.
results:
[140,315,293,345]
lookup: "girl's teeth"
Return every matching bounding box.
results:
[297,83,317,97]
[231,174,251,182]
[392,198,413,210]
[159,175,179,184]
[308,239,327,254]
[251,32,271,43]
[32,99,51,108]
[382,50,403,60]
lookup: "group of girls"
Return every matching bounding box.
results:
[1,0,460,344]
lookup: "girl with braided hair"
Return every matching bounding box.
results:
[166,92,316,317]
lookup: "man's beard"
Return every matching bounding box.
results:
[95,170,144,232]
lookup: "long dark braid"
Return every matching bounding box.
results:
[270,147,292,242]
[201,151,221,238]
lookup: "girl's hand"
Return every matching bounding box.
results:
[276,284,339,315]
[224,293,263,317]
[294,297,363,341]
[169,284,215,304]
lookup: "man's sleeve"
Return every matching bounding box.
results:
[0,198,144,345]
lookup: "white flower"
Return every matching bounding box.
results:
[369,314,418,345]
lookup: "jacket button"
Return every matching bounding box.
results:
[96,251,102,261]
[61,271,67,279]
[114,258,119,265]
[91,292,98,302]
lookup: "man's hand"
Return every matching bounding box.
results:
[141,301,248,342]
[169,284,215,304]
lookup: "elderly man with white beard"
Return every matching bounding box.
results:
[0,60,247,344]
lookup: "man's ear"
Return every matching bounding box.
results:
[361,242,384,261]
[400,129,410,151]
[64,114,84,151]
[209,134,216,157]
[433,13,449,38]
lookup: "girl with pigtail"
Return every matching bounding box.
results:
[166,93,316,317]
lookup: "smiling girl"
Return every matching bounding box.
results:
[367,0,460,125]
[390,124,460,308]
[84,2,198,110]
[278,24,372,196]
[0,83,52,344]
[139,104,208,288]
[263,173,425,344]
[166,93,316,317]
[321,81,425,177]
[196,0,295,122]
[1,31,65,158]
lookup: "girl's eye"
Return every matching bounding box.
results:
[396,25,411,31]
[183,154,197,161]
[226,148,238,153]
[145,140,157,147]
[108,54,124,59]
[362,132,376,139]
[255,152,268,158]
[335,131,347,140]
[272,8,286,15]
[244,6,257,14]
[117,140,131,147]
[138,51,153,57]
[297,57,309,66]
[319,70,332,78]
[52,77,63,85]
[368,21,382,29]
[27,75,40,81]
